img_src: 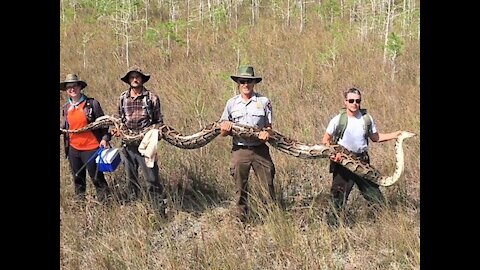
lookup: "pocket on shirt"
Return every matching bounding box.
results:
[141,107,149,116]
[231,111,243,121]
[124,106,135,117]
[251,109,265,121]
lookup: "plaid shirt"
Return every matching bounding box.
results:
[118,87,164,130]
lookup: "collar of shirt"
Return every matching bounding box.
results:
[128,87,148,99]
[68,94,86,108]
[234,93,257,105]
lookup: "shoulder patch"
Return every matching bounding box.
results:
[266,101,272,110]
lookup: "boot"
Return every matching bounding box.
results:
[148,190,167,218]
[96,186,111,204]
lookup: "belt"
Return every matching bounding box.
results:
[350,151,367,157]
[233,144,263,150]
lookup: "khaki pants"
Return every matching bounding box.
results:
[230,144,276,221]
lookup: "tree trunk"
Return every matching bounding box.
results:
[382,0,393,65]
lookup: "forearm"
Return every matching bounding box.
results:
[322,133,332,145]
[220,129,231,137]
[377,131,400,142]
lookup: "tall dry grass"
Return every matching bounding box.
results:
[60,1,420,269]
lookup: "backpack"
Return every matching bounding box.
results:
[119,90,154,125]
[331,108,372,144]
[84,98,95,123]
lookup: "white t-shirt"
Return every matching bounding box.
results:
[325,111,377,153]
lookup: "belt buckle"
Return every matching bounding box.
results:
[236,144,255,150]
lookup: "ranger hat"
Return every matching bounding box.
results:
[230,65,262,84]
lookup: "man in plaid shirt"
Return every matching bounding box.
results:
[111,66,166,218]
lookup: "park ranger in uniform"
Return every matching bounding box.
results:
[220,65,276,223]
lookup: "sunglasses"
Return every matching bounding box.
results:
[238,79,253,84]
[347,99,361,104]
[66,84,78,89]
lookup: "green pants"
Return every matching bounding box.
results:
[229,144,276,221]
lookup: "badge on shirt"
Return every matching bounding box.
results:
[256,102,262,109]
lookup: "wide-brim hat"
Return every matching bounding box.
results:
[230,65,262,84]
[121,66,151,84]
[60,74,87,91]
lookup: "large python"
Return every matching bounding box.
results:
[60,115,415,186]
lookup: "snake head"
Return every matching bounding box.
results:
[400,131,416,140]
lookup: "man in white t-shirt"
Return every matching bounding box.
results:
[322,87,401,226]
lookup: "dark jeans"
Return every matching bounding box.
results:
[329,153,385,214]
[68,147,110,202]
[122,143,165,211]
[229,144,276,222]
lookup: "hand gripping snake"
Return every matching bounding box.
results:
[60,115,415,186]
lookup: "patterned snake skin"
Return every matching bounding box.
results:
[60,115,415,186]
